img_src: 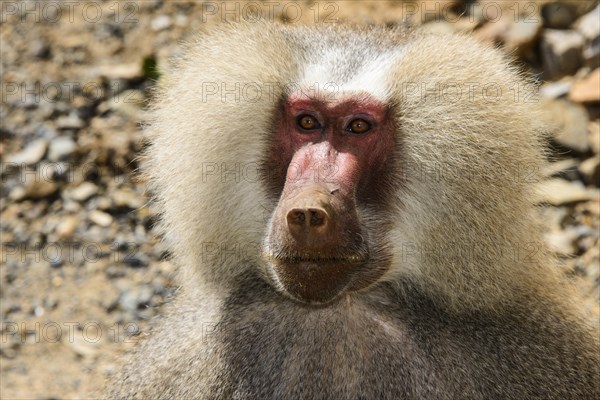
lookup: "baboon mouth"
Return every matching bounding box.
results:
[262,252,368,265]
[262,251,370,304]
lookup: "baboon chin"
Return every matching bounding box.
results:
[109,22,600,399]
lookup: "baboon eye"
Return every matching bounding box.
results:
[346,118,371,134]
[297,115,321,131]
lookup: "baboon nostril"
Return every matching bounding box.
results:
[309,209,326,226]
[286,207,330,236]
[288,210,306,227]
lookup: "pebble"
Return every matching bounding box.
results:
[545,230,577,255]
[47,137,77,161]
[542,159,578,178]
[151,15,172,31]
[21,179,58,200]
[569,69,600,103]
[540,29,585,79]
[119,286,154,313]
[89,210,113,227]
[588,122,600,155]
[537,178,599,205]
[113,188,144,209]
[6,139,48,165]
[66,182,98,202]
[54,215,80,240]
[539,80,572,99]
[56,114,84,130]
[574,5,600,41]
[541,2,578,29]
[579,156,600,186]
[91,62,143,81]
[544,99,590,153]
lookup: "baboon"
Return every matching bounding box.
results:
[109,22,599,399]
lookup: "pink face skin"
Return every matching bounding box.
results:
[274,91,395,198]
[264,91,396,304]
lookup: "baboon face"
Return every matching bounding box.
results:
[262,89,398,304]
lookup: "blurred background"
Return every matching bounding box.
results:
[1,1,598,398]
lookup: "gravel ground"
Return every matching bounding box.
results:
[1,1,599,399]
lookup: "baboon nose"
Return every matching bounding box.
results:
[287,207,329,237]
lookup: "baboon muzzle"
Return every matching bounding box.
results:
[265,143,368,304]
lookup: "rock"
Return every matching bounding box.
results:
[8,186,27,201]
[30,40,51,59]
[542,158,578,178]
[66,334,99,357]
[6,139,48,165]
[541,2,578,29]
[544,99,589,153]
[540,80,572,99]
[123,254,149,268]
[474,6,542,54]
[544,230,577,255]
[47,137,77,161]
[12,173,59,200]
[151,15,172,31]
[65,182,98,202]
[540,29,584,80]
[89,210,113,227]
[574,5,600,68]
[536,178,598,205]
[119,286,154,313]
[589,122,600,155]
[569,68,600,103]
[55,215,80,239]
[56,114,84,130]
[504,16,542,53]
[583,37,600,69]
[112,188,144,209]
[579,156,600,186]
[90,62,143,81]
[574,5,600,41]
[27,180,58,199]
[100,90,146,119]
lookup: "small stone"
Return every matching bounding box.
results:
[541,2,578,29]
[9,186,27,201]
[123,254,149,268]
[6,139,48,165]
[574,5,600,41]
[55,215,80,239]
[536,178,598,205]
[475,13,541,54]
[100,90,145,119]
[539,80,572,99]
[540,29,585,80]
[544,99,589,153]
[112,188,144,209]
[66,182,98,202]
[119,286,154,313]
[89,210,113,227]
[30,40,51,59]
[569,68,600,103]
[589,122,600,155]
[583,38,600,69]
[542,158,578,178]
[56,114,84,130]
[47,137,77,161]
[23,180,58,199]
[91,62,143,81]
[579,156,600,186]
[151,15,172,31]
[544,230,577,255]
[66,334,99,357]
